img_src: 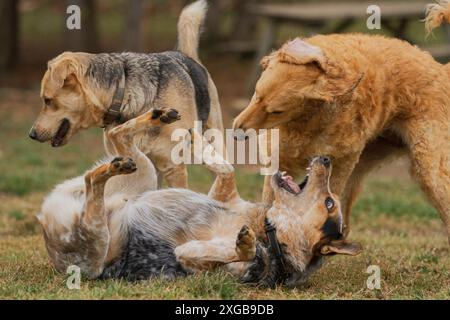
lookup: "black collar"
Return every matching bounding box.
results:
[103,73,126,127]
[264,217,287,275]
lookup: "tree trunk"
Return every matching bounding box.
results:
[0,0,19,71]
[123,0,143,52]
[203,0,221,44]
[65,0,99,52]
[230,0,257,41]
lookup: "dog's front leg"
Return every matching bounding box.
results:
[77,157,137,278]
[328,152,363,237]
[107,108,181,193]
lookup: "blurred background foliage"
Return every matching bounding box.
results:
[1,0,448,83]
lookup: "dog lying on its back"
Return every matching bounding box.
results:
[37,108,362,287]
[233,2,450,242]
[29,0,223,189]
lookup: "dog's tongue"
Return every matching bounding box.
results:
[282,175,301,193]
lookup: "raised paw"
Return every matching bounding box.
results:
[89,157,137,184]
[236,225,256,261]
[110,157,137,174]
[151,108,181,124]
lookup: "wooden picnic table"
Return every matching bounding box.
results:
[247,1,450,92]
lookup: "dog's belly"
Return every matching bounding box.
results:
[100,189,235,280]
[100,225,188,281]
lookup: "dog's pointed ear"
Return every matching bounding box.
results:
[279,38,327,71]
[320,240,363,256]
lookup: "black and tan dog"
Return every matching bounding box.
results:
[29,0,223,188]
[38,108,362,287]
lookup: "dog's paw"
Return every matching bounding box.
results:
[151,108,181,124]
[110,157,137,174]
[236,225,256,261]
[89,157,137,184]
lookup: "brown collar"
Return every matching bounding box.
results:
[103,73,126,127]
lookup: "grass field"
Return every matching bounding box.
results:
[0,87,449,300]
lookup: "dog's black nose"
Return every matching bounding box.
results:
[320,156,331,167]
[29,128,38,140]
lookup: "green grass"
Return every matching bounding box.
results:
[0,86,449,299]
[354,180,439,220]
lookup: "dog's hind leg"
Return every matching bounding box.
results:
[262,175,275,205]
[401,117,450,243]
[76,157,137,278]
[341,137,407,237]
[174,225,256,273]
[206,155,239,203]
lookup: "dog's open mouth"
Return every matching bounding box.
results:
[51,119,70,147]
[276,171,309,195]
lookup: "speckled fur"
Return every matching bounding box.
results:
[39,110,362,286]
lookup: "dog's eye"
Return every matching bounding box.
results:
[271,111,283,115]
[325,197,334,212]
[44,98,52,106]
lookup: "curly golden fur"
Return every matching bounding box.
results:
[234,18,450,242]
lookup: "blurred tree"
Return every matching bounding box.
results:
[230,0,256,42]
[64,0,99,52]
[203,0,221,44]
[124,0,143,51]
[203,0,257,45]
[0,0,19,71]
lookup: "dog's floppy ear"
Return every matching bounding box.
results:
[48,58,78,90]
[260,51,277,71]
[279,38,327,71]
[277,38,364,104]
[320,239,363,256]
[304,71,364,104]
[45,53,85,96]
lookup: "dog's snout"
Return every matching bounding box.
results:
[320,156,331,167]
[29,128,38,140]
[232,120,242,131]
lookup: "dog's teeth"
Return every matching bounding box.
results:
[281,171,287,176]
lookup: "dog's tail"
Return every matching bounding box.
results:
[425,0,450,34]
[176,0,207,62]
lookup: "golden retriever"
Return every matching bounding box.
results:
[233,3,450,242]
